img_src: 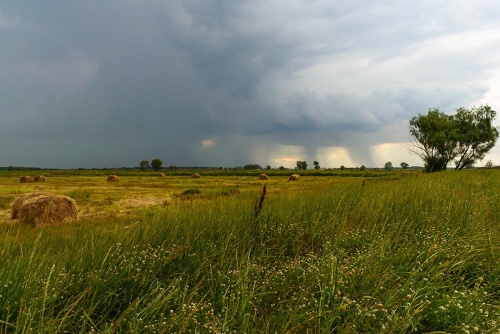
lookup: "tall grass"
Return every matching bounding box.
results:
[0,171,498,333]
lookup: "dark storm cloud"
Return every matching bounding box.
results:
[1,1,499,168]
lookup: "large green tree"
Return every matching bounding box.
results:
[139,160,149,170]
[151,158,163,171]
[453,105,499,170]
[409,108,456,172]
[408,105,498,172]
[296,161,308,170]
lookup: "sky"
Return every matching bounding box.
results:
[1,1,500,169]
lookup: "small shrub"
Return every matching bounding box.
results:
[219,187,240,196]
[183,189,201,195]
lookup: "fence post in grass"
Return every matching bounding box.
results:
[252,183,267,247]
[254,183,267,220]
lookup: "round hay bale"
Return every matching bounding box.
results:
[11,193,48,219]
[20,176,34,183]
[288,174,301,181]
[191,173,201,179]
[107,175,120,182]
[158,173,165,177]
[259,174,269,180]
[17,193,78,226]
[34,175,46,182]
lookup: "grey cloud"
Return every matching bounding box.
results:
[278,91,384,133]
[1,1,500,168]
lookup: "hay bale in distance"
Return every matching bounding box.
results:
[34,175,46,182]
[158,173,165,177]
[107,175,120,182]
[191,173,201,179]
[259,174,269,180]
[20,176,34,183]
[288,174,301,181]
[17,193,78,226]
[11,193,48,219]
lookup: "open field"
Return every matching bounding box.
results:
[0,170,499,333]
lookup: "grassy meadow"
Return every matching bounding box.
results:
[0,169,498,333]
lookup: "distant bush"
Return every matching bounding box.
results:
[219,187,240,196]
[182,189,201,195]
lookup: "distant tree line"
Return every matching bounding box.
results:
[137,154,417,172]
[135,159,422,172]
[243,164,262,170]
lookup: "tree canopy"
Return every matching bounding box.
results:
[151,158,163,171]
[296,161,308,170]
[408,105,498,172]
[243,164,262,170]
[139,160,149,170]
[453,105,499,170]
